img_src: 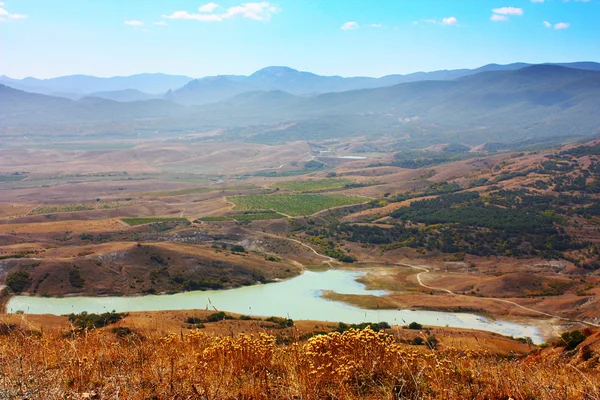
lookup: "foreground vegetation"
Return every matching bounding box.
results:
[229,193,368,216]
[0,325,597,399]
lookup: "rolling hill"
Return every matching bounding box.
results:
[2,65,599,147]
[0,84,189,125]
[0,73,193,97]
[3,62,599,105]
[88,89,158,102]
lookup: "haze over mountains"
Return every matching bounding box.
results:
[0,73,193,100]
[2,61,600,105]
[1,62,599,148]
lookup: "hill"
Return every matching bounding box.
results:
[0,321,596,399]
[165,76,257,105]
[0,84,190,125]
[2,65,599,148]
[205,65,600,144]
[0,73,193,96]
[88,89,158,102]
[4,61,599,105]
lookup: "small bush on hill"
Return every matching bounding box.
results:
[408,322,423,330]
[560,330,586,350]
[6,270,31,293]
[67,311,126,330]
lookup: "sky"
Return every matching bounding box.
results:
[1,0,599,79]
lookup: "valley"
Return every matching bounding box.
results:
[3,1,600,395]
[2,131,600,346]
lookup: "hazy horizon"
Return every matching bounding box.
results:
[3,60,600,81]
[2,0,599,79]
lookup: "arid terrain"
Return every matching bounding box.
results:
[2,136,600,345]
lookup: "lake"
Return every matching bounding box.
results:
[7,269,543,343]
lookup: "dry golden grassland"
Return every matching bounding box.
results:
[0,325,598,399]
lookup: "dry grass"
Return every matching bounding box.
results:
[0,325,598,399]
[0,218,128,234]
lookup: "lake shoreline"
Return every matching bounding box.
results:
[7,269,546,344]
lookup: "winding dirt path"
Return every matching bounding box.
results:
[396,262,600,328]
[260,232,335,267]
[252,230,600,329]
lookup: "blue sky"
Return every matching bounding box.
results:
[1,0,599,79]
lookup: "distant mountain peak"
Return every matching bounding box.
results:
[254,66,299,73]
[516,64,597,77]
[250,66,312,79]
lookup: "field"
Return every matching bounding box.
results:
[0,320,597,399]
[121,217,189,226]
[199,211,286,222]
[232,211,286,222]
[2,136,600,354]
[198,215,233,222]
[0,218,128,233]
[28,200,141,215]
[272,178,353,192]
[0,174,27,183]
[229,194,369,216]
[139,185,259,197]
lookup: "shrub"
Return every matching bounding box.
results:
[67,311,126,330]
[335,322,390,333]
[68,267,85,288]
[111,327,140,339]
[425,336,439,349]
[560,330,586,350]
[230,245,246,253]
[408,322,423,330]
[266,316,294,329]
[205,312,234,323]
[6,270,31,293]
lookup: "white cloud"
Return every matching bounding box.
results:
[490,6,522,22]
[368,23,383,28]
[490,14,509,21]
[0,3,27,21]
[543,20,571,29]
[531,0,544,2]
[222,2,278,21]
[164,2,279,23]
[341,21,359,30]
[125,20,144,26]
[442,16,457,25]
[198,2,219,12]
[492,7,524,15]
[422,17,459,26]
[163,11,222,22]
[154,21,167,26]
[554,22,570,29]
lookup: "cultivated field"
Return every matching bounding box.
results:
[272,178,354,192]
[121,217,190,226]
[2,137,600,347]
[229,193,369,216]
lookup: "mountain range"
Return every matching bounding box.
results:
[0,73,194,99]
[1,63,599,147]
[2,62,599,105]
